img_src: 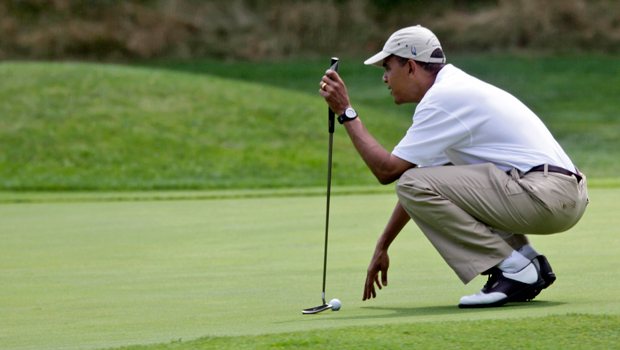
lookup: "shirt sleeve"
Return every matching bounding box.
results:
[392,107,472,166]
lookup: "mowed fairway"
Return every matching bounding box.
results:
[0,188,618,350]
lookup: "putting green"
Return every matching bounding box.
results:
[0,189,618,350]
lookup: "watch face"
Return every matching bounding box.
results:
[345,108,357,118]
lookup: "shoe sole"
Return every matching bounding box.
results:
[458,279,545,309]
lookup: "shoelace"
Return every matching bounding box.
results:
[482,267,501,291]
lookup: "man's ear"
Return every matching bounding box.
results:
[407,59,417,76]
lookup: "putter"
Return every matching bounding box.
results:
[302,57,339,315]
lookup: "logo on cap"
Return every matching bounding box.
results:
[427,37,441,47]
[411,47,417,56]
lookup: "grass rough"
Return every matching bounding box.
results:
[110,314,620,350]
[0,62,403,190]
[2,56,620,191]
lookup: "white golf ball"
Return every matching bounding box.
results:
[330,298,341,311]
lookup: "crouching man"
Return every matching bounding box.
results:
[318,25,588,308]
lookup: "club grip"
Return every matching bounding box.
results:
[328,57,339,133]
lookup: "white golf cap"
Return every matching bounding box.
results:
[364,25,446,67]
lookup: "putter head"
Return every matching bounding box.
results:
[302,303,333,314]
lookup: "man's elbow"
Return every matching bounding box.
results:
[378,177,395,185]
[372,157,414,185]
[375,171,401,185]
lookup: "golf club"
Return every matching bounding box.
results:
[302,57,339,315]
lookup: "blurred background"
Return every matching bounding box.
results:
[2,0,619,192]
[2,0,620,62]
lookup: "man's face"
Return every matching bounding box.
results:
[382,56,414,105]
[383,56,434,105]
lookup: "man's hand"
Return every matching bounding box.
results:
[319,69,414,184]
[319,69,351,116]
[363,247,390,300]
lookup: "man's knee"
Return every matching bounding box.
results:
[395,168,435,206]
[395,168,418,196]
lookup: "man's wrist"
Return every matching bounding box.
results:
[376,235,391,251]
[336,105,352,116]
[338,107,358,124]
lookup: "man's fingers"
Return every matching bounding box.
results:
[363,277,375,300]
[319,78,328,90]
[363,286,372,301]
[321,75,339,90]
[368,281,376,299]
[323,72,344,92]
[325,70,341,83]
[381,268,388,286]
[374,274,383,290]
[363,250,390,301]
[363,267,381,301]
[320,76,338,93]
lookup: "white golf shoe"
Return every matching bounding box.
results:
[458,262,545,308]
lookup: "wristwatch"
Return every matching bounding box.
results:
[338,108,358,124]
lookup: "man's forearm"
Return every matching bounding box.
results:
[377,201,411,250]
[343,117,412,184]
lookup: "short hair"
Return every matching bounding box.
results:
[393,48,445,75]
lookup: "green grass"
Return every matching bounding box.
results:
[0,186,394,203]
[2,54,619,350]
[0,62,404,190]
[1,189,619,350]
[2,55,620,191]
[115,314,620,349]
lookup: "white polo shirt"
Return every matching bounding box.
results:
[392,64,575,173]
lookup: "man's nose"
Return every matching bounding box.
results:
[382,73,388,83]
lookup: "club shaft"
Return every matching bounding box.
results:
[322,131,333,303]
[321,57,338,304]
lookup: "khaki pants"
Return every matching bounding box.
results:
[395,163,589,284]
